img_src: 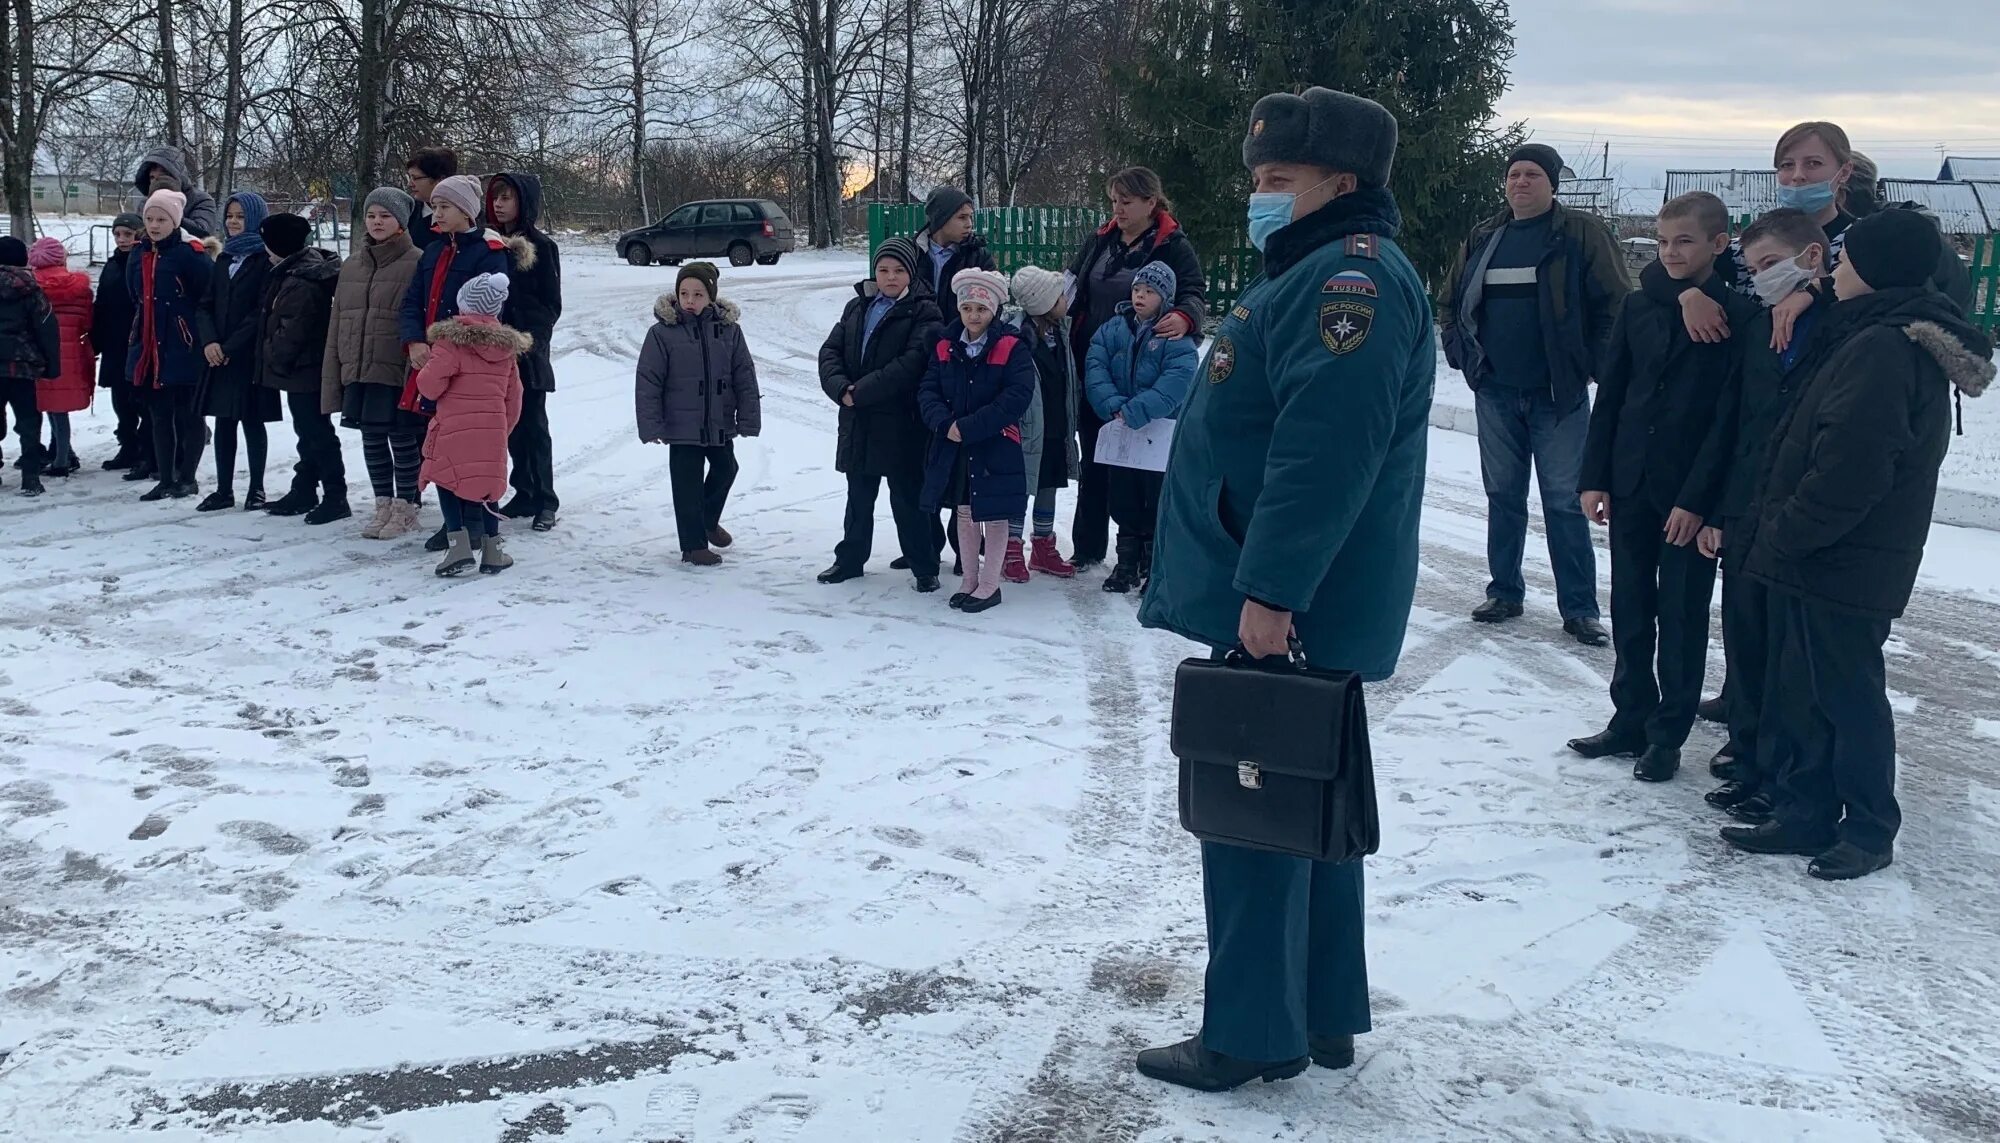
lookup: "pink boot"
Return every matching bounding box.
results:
[1002,538,1031,583]
[1028,535,1076,578]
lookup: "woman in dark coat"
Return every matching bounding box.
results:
[486,170,563,530]
[1063,167,1206,566]
[195,191,282,511]
[816,236,943,591]
[634,262,761,566]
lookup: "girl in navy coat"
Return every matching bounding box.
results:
[127,190,212,501]
[918,268,1035,613]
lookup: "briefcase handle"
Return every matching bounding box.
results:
[1223,635,1308,671]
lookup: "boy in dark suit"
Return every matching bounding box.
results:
[1693,208,1835,822]
[1571,191,1759,781]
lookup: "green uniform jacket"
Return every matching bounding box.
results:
[1139,188,1435,681]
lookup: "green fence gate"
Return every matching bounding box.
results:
[1970,234,1999,336]
[868,203,1261,319]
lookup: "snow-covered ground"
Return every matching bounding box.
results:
[4,245,2000,1142]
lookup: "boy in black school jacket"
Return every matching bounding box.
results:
[1686,209,1836,822]
[1570,192,1760,782]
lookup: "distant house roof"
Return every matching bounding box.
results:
[1939,157,2000,181]
[1971,183,2000,229]
[1664,170,1778,217]
[1880,179,1992,234]
[1558,177,1615,216]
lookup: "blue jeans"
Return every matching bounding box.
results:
[1475,386,1599,620]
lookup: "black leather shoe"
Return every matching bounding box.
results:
[1721,820,1836,856]
[817,564,864,585]
[1726,793,1776,824]
[948,592,971,610]
[123,465,156,482]
[1135,1036,1309,1093]
[169,481,199,499]
[1709,745,1744,780]
[889,556,911,571]
[959,589,1002,613]
[1809,842,1893,881]
[1704,781,1762,810]
[1103,564,1140,594]
[1633,745,1680,782]
[1564,617,1610,647]
[264,489,318,517]
[1309,1033,1355,1070]
[243,490,267,511]
[196,490,235,513]
[1568,729,1647,759]
[139,481,175,502]
[913,576,941,593]
[1697,695,1727,723]
[304,499,352,525]
[1472,597,1524,623]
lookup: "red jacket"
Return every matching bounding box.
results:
[33,265,94,413]
[417,314,527,503]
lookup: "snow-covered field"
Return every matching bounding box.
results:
[4,244,2000,1142]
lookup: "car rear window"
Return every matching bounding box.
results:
[758,202,791,226]
[731,203,757,222]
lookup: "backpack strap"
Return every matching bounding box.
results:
[988,335,1019,365]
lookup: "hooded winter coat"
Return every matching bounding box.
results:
[0,267,60,382]
[322,230,423,411]
[399,228,523,347]
[1740,288,1994,618]
[486,172,562,392]
[255,248,341,401]
[417,313,528,503]
[126,230,212,388]
[634,295,762,446]
[818,281,940,476]
[917,319,1037,522]
[93,246,137,388]
[1065,209,1208,359]
[130,145,221,239]
[1083,302,1199,431]
[195,249,277,420]
[32,264,94,413]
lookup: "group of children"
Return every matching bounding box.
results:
[1,153,564,580]
[1568,177,1993,880]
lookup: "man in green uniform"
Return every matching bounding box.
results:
[1135,87,1435,1092]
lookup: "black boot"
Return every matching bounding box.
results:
[1472,597,1523,623]
[123,462,157,483]
[1704,781,1762,810]
[425,525,452,553]
[265,487,318,517]
[1808,842,1893,881]
[18,472,43,497]
[1721,820,1835,856]
[817,564,864,585]
[1725,793,1776,824]
[890,556,912,571]
[1697,695,1727,723]
[1568,727,1646,759]
[1564,617,1610,647]
[1309,1033,1355,1070]
[913,576,941,593]
[1104,535,1142,594]
[102,443,137,471]
[304,496,353,525]
[139,480,175,502]
[498,495,536,518]
[1633,745,1680,782]
[1135,1036,1309,1093]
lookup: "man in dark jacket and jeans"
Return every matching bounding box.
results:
[1722,211,1993,880]
[487,171,563,531]
[1439,144,1627,646]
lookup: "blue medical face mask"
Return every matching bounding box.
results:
[1775,178,1837,214]
[1246,172,1340,251]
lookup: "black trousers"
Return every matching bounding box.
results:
[111,382,149,452]
[1607,495,1718,748]
[1107,464,1162,568]
[507,387,559,512]
[1719,547,1774,783]
[669,442,737,553]
[835,469,937,577]
[2,379,41,474]
[1769,591,1899,850]
[286,390,346,499]
[212,416,269,495]
[1072,400,1111,564]
[147,386,204,484]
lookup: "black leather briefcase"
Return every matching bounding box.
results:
[1169,647,1380,863]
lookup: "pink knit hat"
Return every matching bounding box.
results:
[27,237,66,269]
[144,189,187,229]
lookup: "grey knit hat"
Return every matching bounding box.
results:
[1132,260,1178,305]
[1009,265,1065,317]
[1242,87,1399,189]
[924,186,973,236]
[364,186,415,225]
[457,272,510,317]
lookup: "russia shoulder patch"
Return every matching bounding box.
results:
[1321,269,1378,297]
[1343,234,1380,260]
[1319,300,1374,356]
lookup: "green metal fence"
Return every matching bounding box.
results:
[1970,234,1999,336]
[868,203,1261,318]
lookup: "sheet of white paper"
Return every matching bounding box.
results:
[1094,416,1176,472]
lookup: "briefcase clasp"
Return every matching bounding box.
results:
[1237,761,1263,790]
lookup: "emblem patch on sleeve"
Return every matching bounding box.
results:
[1319,301,1373,355]
[1208,337,1236,383]
[1321,269,1377,297]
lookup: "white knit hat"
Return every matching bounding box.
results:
[1010,266,1065,317]
[952,267,1009,313]
[457,272,510,317]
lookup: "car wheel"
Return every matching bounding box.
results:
[625,243,653,266]
[756,253,781,266]
[728,242,755,267]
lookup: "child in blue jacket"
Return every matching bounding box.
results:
[1085,260,1196,593]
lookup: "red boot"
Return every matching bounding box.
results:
[1002,538,1032,584]
[1028,535,1076,578]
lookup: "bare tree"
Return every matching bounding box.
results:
[567,0,705,225]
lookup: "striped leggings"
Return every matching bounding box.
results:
[362,428,424,503]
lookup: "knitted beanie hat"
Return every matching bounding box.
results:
[1841,209,1941,291]
[112,212,144,233]
[1010,265,1065,317]
[0,237,26,267]
[144,189,188,229]
[951,267,1009,313]
[260,213,312,258]
[874,236,923,282]
[364,186,416,225]
[430,175,483,224]
[28,237,67,269]
[924,186,973,236]
[457,272,510,317]
[677,260,720,300]
[1132,260,1178,304]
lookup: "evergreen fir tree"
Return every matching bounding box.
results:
[1114,0,1522,289]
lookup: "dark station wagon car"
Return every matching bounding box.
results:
[618,199,797,267]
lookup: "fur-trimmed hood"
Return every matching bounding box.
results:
[1905,319,1995,399]
[652,294,740,326]
[501,231,536,271]
[429,313,534,357]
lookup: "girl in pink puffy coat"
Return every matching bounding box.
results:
[416,272,525,577]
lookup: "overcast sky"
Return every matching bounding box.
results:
[1493,0,2000,205]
